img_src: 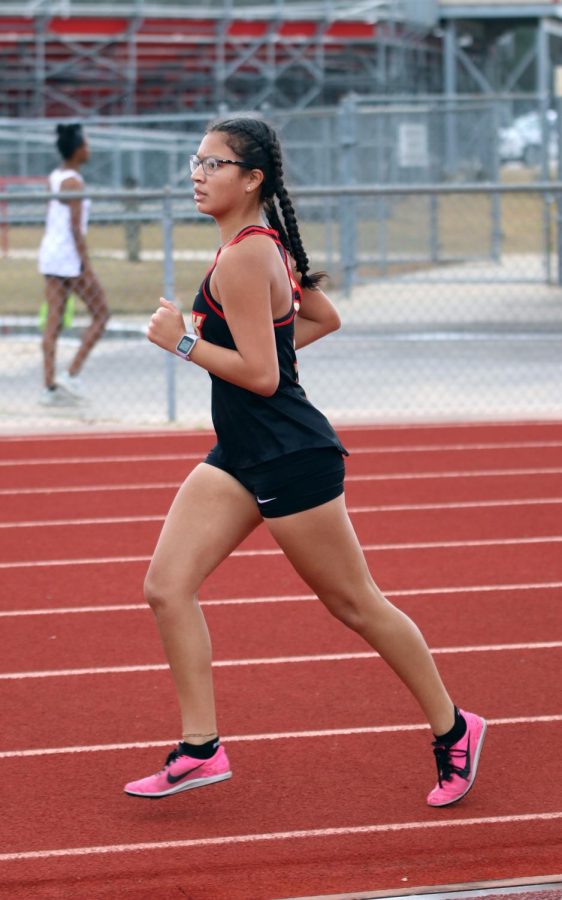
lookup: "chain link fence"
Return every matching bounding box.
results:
[0,94,552,190]
[1,179,561,432]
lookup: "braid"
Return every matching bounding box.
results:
[208,115,325,290]
[217,120,291,250]
[263,198,290,253]
[268,133,323,290]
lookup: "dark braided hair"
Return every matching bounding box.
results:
[207,116,324,289]
[56,123,85,161]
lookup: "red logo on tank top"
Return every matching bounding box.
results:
[192,311,207,337]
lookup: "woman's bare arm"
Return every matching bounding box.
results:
[147,239,280,396]
[294,285,341,350]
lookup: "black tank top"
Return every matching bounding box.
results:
[191,225,348,468]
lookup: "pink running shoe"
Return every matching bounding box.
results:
[124,743,232,799]
[426,710,487,807]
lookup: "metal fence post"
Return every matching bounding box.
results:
[490,102,502,263]
[538,21,552,282]
[112,136,123,189]
[555,70,562,286]
[337,95,358,296]
[322,115,334,272]
[161,188,177,421]
[429,193,440,263]
[443,21,458,178]
[549,114,562,286]
[375,112,388,275]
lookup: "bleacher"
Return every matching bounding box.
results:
[2,0,556,118]
[0,2,433,117]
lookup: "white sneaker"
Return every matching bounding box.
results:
[39,385,81,407]
[58,371,87,401]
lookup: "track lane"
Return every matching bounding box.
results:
[0,820,560,900]
[0,420,561,460]
[1,503,562,561]
[1,444,562,490]
[2,444,562,472]
[2,473,562,519]
[0,487,178,522]
[0,725,560,869]
[0,650,559,753]
[0,431,216,461]
[2,540,561,609]
[1,490,562,527]
[1,591,560,673]
[1,817,559,900]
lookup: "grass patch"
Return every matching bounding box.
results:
[1,189,555,316]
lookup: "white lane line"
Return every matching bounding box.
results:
[1,581,561,619]
[1,641,560,681]
[1,534,562,570]
[2,496,562,529]
[0,453,201,467]
[1,812,561,863]
[345,468,562,482]
[0,555,148,569]
[1,440,562,467]
[2,715,560,760]
[355,441,562,452]
[1,467,562,497]
[350,497,562,512]
[0,482,179,497]
[0,515,165,529]
[0,429,215,444]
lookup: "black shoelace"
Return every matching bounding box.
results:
[161,743,185,770]
[432,741,470,787]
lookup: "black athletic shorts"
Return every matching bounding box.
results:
[204,445,346,518]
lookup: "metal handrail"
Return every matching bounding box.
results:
[2,182,562,204]
[0,0,400,22]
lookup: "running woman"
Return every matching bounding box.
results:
[124,116,486,807]
[38,123,110,405]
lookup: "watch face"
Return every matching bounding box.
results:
[177,335,196,355]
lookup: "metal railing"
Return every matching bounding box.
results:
[0,1,410,20]
[1,94,552,191]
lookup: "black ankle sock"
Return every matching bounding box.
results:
[179,737,220,760]
[434,706,467,746]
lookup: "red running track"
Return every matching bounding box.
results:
[0,421,561,900]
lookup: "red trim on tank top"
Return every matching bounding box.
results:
[273,309,296,327]
[227,225,279,246]
[200,224,301,325]
[202,275,226,320]
[202,274,295,327]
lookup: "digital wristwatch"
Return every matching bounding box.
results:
[175,333,199,360]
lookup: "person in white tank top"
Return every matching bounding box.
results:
[39,167,90,278]
[38,123,110,405]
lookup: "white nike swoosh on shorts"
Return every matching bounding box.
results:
[257,496,277,504]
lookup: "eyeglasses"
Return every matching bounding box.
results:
[189,155,252,176]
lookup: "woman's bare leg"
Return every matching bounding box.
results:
[265,495,455,736]
[68,269,110,376]
[42,277,69,387]
[144,463,262,742]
